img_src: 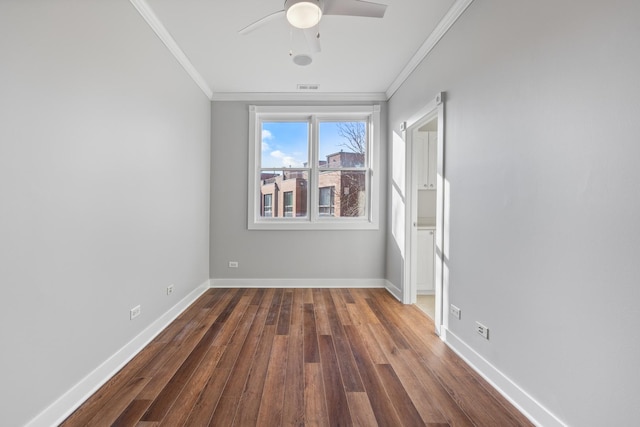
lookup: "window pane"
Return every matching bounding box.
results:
[261,121,309,168]
[318,121,366,168]
[319,187,335,216]
[259,170,308,218]
[317,170,367,217]
[263,194,273,217]
[283,191,293,217]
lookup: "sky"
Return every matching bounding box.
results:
[261,121,363,169]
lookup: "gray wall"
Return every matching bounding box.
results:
[0,1,211,425]
[387,0,640,425]
[210,101,387,280]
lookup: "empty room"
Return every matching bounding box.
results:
[1,0,639,426]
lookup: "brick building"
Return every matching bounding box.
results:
[260,151,365,218]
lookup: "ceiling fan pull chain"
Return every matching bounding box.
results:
[289,27,294,56]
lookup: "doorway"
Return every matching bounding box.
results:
[403,93,445,336]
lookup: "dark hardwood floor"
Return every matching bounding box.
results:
[61,288,533,426]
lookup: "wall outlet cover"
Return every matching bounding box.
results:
[130,305,141,320]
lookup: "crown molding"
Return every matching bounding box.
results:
[210,92,388,102]
[131,0,473,103]
[385,0,475,99]
[130,0,214,99]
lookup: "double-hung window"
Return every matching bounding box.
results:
[248,105,380,230]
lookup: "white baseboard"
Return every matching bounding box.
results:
[443,328,567,427]
[26,281,210,427]
[384,280,402,301]
[210,278,387,289]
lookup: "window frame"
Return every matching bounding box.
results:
[248,105,380,230]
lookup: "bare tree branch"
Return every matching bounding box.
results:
[336,122,366,154]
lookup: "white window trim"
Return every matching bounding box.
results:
[248,105,380,230]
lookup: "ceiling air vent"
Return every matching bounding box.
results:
[297,83,320,91]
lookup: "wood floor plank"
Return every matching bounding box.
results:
[136,289,242,401]
[348,290,381,325]
[85,376,151,426]
[374,363,427,426]
[112,399,152,426]
[356,323,389,365]
[139,321,224,421]
[343,325,403,427]
[265,288,283,326]
[402,349,475,427]
[346,392,379,427]
[367,323,454,425]
[322,290,364,392]
[312,288,332,335]
[340,288,356,304]
[282,322,305,426]
[276,290,293,335]
[64,288,533,427]
[182,292,258,425]
[209,288,271,425]
[318,334,352,426]
[157,345,226,426]
[60,343,162,426]
[304,363,329,427]
[303,302,320,363]
[365,296,411,349]
[329,288,353,326]
[233,325,276,426]
[256,334,289,426]
[290,288,306,327]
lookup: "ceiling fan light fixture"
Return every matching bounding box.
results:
[285,0,322,29]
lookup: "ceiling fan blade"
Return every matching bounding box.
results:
[303,27,321,53]
[323,0,387,18]
[238,10,285,35]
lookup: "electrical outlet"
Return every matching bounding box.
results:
[450,304,461,320]
[476,321,489,340]
[228,261,239,268]
[130,305,141,320]
[167,284,174,295]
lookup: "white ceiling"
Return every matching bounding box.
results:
[134,0,469,100]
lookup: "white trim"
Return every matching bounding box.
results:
[129,0,214,99]
[248,105,380,231]
[212,92,387,102]
[130,0,472,102]
[211,278,387,289]
[402,93,446,337]
[384,280,403,302]
[403,101,440,304]
[25,281,210,427]
[385,0,475,99]
[443,329,568,427]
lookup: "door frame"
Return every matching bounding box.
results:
[402,92,446,336]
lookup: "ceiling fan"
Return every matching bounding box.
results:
[239,0,387,53]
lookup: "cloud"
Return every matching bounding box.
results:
[261,129,273,151]
[271,150,302,167]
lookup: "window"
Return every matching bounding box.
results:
[248,105,380,230]
[263,193,273,217]
[283,191,294,217]
[318,187,335,216]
